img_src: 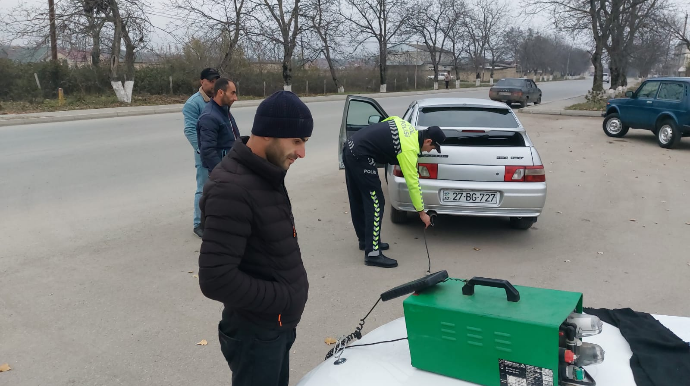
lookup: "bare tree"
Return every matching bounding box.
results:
[526,0,613,91]
[484,3,510,83]
[249,0,301,90]
[341,0,407,92]
[303,0,345,92]
[169,0,246,74]
[462,0,504,83]
[441,1,467,85]
[83,0,110,66]
[406,0,455,89]
[604,0,663,88]
[1,0,110,65]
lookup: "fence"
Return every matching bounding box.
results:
[0,58,536,103]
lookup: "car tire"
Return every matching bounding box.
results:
[519,99,527,108]
[656,120,682,149]
[534,95,542,105]
[510,217,536,230]
[602,113,629,137]
[390,205,408,224]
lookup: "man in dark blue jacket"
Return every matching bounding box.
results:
[196,78,240,173]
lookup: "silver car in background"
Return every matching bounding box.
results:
[338,97,547,229]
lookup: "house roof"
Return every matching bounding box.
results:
[0,45,52,63]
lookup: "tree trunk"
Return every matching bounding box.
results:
[379,42,387,92]
[282,53,292,88]
[122,23,135,82]
[324,45,341,91]
[91,29,101,67]
[591,45,604,92]
[218,47,234,74]
[109,0,122,81]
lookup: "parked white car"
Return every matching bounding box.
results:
[427,72,455,81]
[603,73,610,83]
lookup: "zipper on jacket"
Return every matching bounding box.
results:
[281,184,297,238]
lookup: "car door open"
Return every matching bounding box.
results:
[338,96,389,169]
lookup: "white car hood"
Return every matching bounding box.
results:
[296,315,690,386]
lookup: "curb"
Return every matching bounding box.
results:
[518,109,602,117]
[0,87,487,128]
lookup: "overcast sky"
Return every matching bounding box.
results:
[1,0,666,51]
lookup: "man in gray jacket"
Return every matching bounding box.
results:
[183,68,220,238]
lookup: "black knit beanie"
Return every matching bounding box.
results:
[251,91,314,138]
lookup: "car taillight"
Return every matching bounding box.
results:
[512,91,523,96]
[393,165,403,177]
[418,163,438,179]
[504,166,545,182]
[525,166,546,182]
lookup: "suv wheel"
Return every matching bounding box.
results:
[603,113,629,137]
[390,205,408,224]
[510,217,536,230]
[657,120,681,149]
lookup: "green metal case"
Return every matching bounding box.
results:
[403,278,583,386]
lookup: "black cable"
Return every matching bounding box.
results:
[324,297,382,360]
[344,337,408,349]
[423,226,431,274]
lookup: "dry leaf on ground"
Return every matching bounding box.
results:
[629,219,636,222]
[0,363,11,372]
[597,252,604,255]
[325,337,337,345]
[197,340,208,346]
[188,271,194,273]
[473,248,481,251]
[193,274,199,278]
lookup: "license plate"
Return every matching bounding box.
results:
[499,92,512,96]
[442,190,499,204]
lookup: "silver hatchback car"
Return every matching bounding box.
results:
[338,96,547,229]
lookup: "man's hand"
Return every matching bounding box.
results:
[419,211,431,228]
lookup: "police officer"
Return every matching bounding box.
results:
[343,116,446,268]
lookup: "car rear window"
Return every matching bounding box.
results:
[495,79,524,87]
[442,130,526,147]
[418,107,520,128]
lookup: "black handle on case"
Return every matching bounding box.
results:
[461,277,520,302]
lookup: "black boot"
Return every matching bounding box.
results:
[359,242,389,251]
[365,252,398,268]
[193,226,204,238]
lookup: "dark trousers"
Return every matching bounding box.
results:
[218,310,296,386]
[445,80,450,89]
[343,145,385,256]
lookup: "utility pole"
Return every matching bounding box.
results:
[48,0,58,61]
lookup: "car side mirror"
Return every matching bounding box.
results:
[625,91,634,98]
[368,115,382,124]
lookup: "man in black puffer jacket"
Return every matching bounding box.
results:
[199,91,312,386]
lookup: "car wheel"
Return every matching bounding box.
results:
[390,205,408,224]
[602,113,629,137]
[510,217,536,230]
[519,99,527,108]
[656,120,681,149]
[534,95,542,105]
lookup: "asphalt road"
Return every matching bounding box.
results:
[3,78,689,386]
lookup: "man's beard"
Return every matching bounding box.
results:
[266,141,294,170]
